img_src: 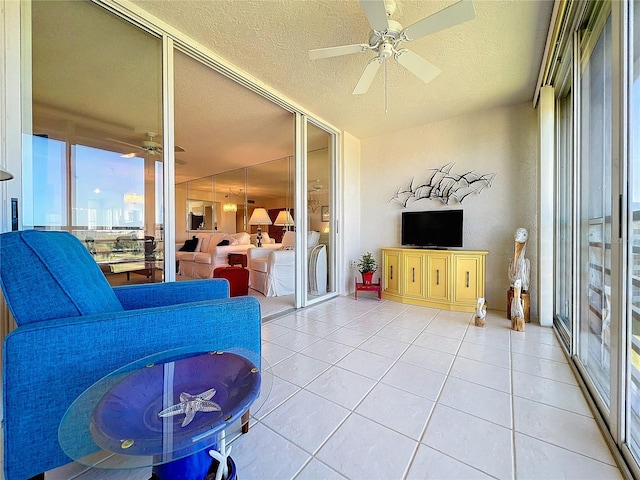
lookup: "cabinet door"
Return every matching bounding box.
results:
[454,255,481,304]
[427,254,450,301]
[403,253,424,298]
[383,250,401,294]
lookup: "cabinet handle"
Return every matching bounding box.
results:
[412,268,415,283]
[466,272,470,288]
[436,269,440,285]
[390,265,393,280]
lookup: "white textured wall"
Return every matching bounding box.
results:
[342,132,362,294]
[537,87,554,326]
[360,103,539,315]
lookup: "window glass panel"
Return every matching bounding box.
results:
[32,135,67,227]
[627,0,640,459]
[307,122,334,300]
[577,14,612,409]
[555,86,574,341]
[26,0,164,284]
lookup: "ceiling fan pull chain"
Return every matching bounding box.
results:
[384,58,388,114]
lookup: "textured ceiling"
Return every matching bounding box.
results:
[131,0,554,139]
[29,0,553,194]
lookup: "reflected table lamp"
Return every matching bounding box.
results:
[249,208,273,247]
[274,210,295,235]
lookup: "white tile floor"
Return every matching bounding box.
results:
[43,296,623,479]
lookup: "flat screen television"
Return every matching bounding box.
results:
[401,209,463,248]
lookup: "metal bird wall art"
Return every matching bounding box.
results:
[390,163,496,207]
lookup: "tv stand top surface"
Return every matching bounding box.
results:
[385,246,489,255]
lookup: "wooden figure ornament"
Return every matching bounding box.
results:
[511,280,525,331]
[474,297,487,327]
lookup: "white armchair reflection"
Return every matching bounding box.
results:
[247,231,327,297]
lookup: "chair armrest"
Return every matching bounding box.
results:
[269,249,294,267]
[248,247,274,261]
[113,279,229,310]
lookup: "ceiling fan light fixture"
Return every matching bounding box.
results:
[308,0,476,99]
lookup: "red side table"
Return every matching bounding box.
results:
[354,277,381,300]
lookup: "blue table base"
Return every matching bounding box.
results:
[151,450,236,480]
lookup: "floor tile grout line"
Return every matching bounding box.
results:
[415,315,471,447]
[515,431,621,468]
[509,326,517,480]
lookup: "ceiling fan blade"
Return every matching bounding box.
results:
[401,0,475,42]
[395,50,441,84]
[359,0,390,32]
[157,145,186,154]
[309,44,370,60]
[352,57,383,95]
[106,138,143,150]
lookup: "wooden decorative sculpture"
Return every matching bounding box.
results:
[508,227,530,331]
[474,297,486,327]
[511,280,525,331]
[509,228,530,291]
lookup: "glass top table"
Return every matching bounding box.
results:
[59,346,272,473]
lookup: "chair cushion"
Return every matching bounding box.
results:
[308,231,320,248]
[0,231,123,325]
[231,232,251,245]
[196,233,215,253]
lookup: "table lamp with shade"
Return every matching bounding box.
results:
[274,210,295,235]
[249,208,272,247]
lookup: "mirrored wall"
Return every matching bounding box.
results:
[177,156,294,241]
[21,0,339,312]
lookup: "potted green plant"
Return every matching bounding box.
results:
[357,252,378,285]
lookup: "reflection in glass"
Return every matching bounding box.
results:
[26,0,164,284]
[307,122,333,299]
[577,14,612,408]
[555,86,573,343]
[31,135,67,227]
[627,0,640,459]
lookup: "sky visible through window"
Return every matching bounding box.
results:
[32,137,146,229]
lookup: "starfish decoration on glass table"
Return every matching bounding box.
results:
[157,387,221,427]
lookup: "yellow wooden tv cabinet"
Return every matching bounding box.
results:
[381,248,488,313]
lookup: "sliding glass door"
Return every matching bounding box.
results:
[626,0,640,461]
[555,81,574,345]
[306,121,336,303]
[577,11,613,411]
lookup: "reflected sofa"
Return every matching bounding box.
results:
[176,231,257,278]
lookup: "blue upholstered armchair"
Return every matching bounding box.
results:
[0,230,261,479]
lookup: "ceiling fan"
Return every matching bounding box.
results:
[108,132,186,157]
[308,0,475,97]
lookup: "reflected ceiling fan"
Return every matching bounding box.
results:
[308,0,475,103]
[107,132,186,158]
